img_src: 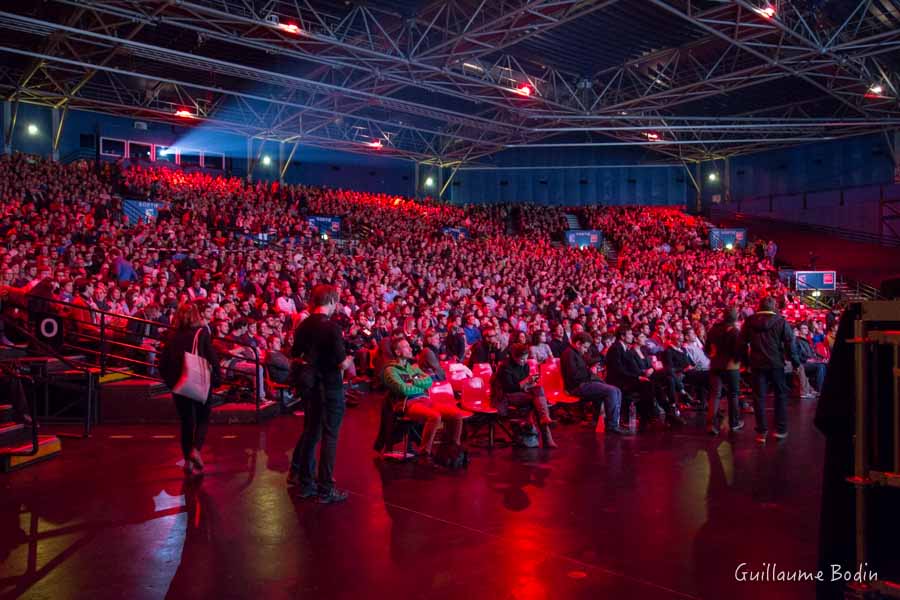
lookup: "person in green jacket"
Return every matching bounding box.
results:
[383,338,466,458]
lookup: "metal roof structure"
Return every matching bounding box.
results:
[1,0,899,166]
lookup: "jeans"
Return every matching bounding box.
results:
[751,367,789,434]
[572,380,621,427]
[174,394,212,460]
[291,384,345,492]
[707,369,740,429]
[502,387,552,424]
[803,362,826,392]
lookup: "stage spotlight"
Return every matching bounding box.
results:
[643,132,659,141]
[174,109,194,118]
[515,84,532,96]
[424,176,435,187]
[261,155,272,166]
[725,243,734,250]
[757,4,775,18]
[708,172,719,182]
[365,140,383,149]
[26,123,38,136]
[278,23,301,34]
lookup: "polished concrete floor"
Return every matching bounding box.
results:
[1,397,825,600]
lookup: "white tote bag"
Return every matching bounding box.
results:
[172,328,212,403]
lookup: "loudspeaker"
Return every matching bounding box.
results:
[880,277,900,299]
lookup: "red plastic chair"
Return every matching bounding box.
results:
[472,363,493,380]
[429,382,456,405]
[447,364,471,393]
[539,362,580,406]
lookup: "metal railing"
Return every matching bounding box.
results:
[3,294,265,425]
[710,207,900,248]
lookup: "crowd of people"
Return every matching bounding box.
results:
[0,154,839,494]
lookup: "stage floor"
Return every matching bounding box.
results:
[1,396,825,600]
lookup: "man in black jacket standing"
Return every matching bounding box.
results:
[739,297,799,443]
[705,308,744,435]
[289,284,354,503]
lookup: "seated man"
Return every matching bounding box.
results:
[606,327,673,430]
[492,344,557,448]
[383,338,466,461]
[561,332,630,435]
[681,329,711,407]
[417,328,447,382]
[467,327,508,369]
[661,331,699,408]
[795,323,826,394]
[632,331,683,426]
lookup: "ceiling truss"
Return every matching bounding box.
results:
[0,0,898,165]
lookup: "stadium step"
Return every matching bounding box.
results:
[0,409,62,472]
[211,400,279,424]
[563,213,581,230]
[1,435,62,472]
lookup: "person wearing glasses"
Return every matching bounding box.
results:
[467,327,507,369]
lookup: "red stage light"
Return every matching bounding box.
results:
[761,5,775,18]
[365,140,383,149]
[515,84,532,97]
[644,132,659,140]
[278,23,301,34]
[174,109,194,118]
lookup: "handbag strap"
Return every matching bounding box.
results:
[191,327,203,354]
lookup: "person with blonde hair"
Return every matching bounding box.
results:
[159,302,222,476]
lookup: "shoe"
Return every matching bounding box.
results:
[756,432,768,443]
[774,431,788,440]
[731,420,745,432]
[317,488,349,504]
[541,426,558,448]
[666,413,686,427]
[189,449,204,471]
[297,485,319,499]
[607,426,634,436]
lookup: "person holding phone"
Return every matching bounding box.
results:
[492,344,557,447]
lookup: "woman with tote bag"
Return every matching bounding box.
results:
[160,302,222,476]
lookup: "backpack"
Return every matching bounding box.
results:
[511,421,540,448]
[432,442,469,469]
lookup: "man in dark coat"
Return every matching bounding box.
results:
[739,296,799,442]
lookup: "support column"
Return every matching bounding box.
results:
[246,137,254,183]
[893,130,900,183]
[694,163,702,213]
[52,106,67,162]
[278,141,285,184]
[3,100,17,155]
[436,165,444,201]
[414,162,421,200]
[723,157,732,205]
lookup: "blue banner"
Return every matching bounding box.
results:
[795,270,836,291]
[306,215,342,238]
[123,199,161,224]
[565,230,603,249]
[709,228,747,250]
[441,226,470,240]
